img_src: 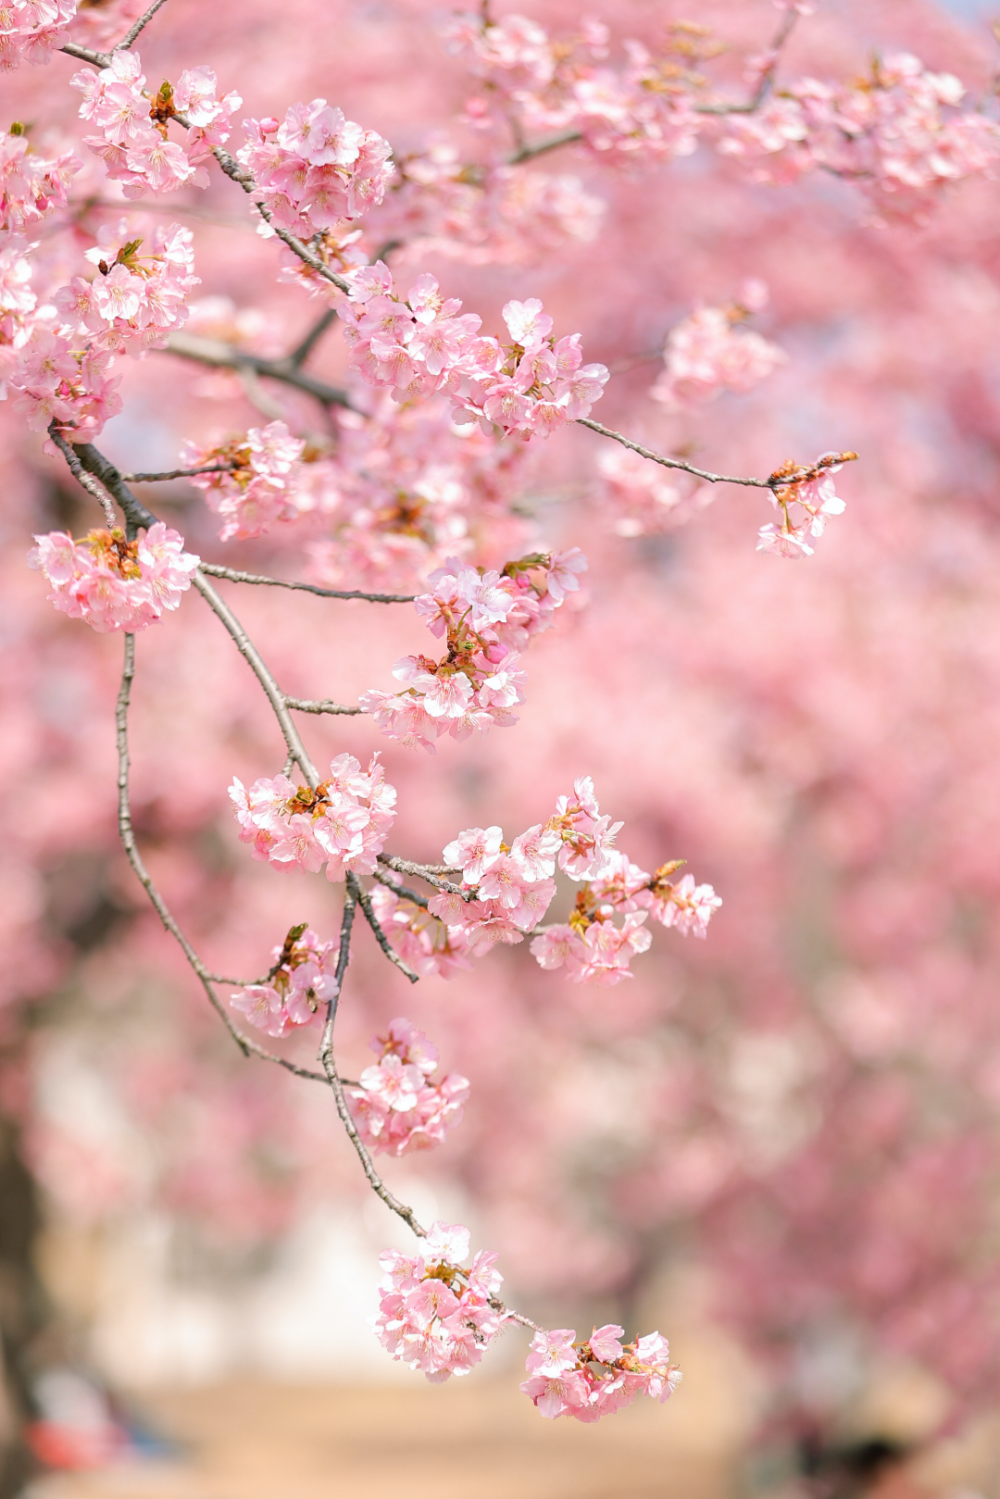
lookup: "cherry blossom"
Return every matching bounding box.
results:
[521,1324,682,1422]
[27,523,199,633]
[0,125,79,233]
[348,1017,470,1156]
[374,1221,506,1380]
[757,451,857,560]
[182,420,305,539]
[228,753,396,880]
[361,550,584,749]
[651,290,785,411]
[236,102,393,241]
[71,52,240,197]
[335,264,607,436]
[0,0,77,72]
[229,923,339,1038]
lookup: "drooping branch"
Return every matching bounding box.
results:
[115,633,331,1085]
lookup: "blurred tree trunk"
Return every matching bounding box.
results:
[0,1104,45,1499]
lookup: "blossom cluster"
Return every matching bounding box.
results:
[0,0,76,72]
[714,52,999,219]
[521,1324,682,1422]
[651,285,785,410]
[27,523,199,634]
[182,420,305,540]
[184,397,530,582]
[756,451,857,559]
[360,549,586,750]
[372,779,717,984]
[532,853,721,984]
[445,15,998,221]
[228,753,396,881]
[1,125,80,234]
[337,266,608,437]
[229,923,338,1038]
[347,1017,469,1157]
[71,53,240,197]
[237,101,393,240]
[0,234,36,392]
[374,1221,505,1380]
[446,13,701,165]
[373,140,604,266]
[11,222,197,440]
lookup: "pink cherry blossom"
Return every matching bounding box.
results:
[27,524,198,633]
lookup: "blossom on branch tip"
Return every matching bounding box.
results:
[27,524,199,633]
[521,1324,681,1421]
[374,1221,505,1380]
[758,451,857,560]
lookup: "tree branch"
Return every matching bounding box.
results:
[113,0,170,51]
[351,873,420,983]
[198,561,416,604]
[576,418,775,490]
[284,697,364,716]
[164,330,354,409]
[122,464,236,483]
[287,308,338,369]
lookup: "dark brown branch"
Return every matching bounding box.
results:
[164,330,354,409]
[370,867,430,909]
[122,464,236,483]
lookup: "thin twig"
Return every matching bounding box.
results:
[285,697,364,716]
[115,635,331,1085]
[351,873,420,983]
[370,866,430,909]
[113,0,170,50]
[198,561,416,604]
[576,418,775,490]
[696,5,801,116]
[122,464,236,483]
[507,128,584,164]
[378,855,473,899]
[318,895,428,1237]
[211,147,355,295]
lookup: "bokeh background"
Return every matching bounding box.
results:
[4,0,1000,1494]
